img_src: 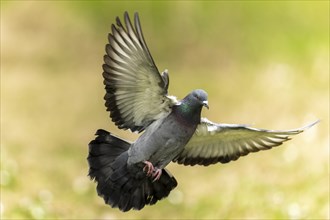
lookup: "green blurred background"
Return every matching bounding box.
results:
[1,1,329,219]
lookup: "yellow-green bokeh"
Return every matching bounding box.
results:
[1,1,329,219]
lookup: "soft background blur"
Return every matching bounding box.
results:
[1,1,329,219]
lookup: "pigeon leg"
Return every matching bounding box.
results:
[152,168,162,182]
[143,161,154,176]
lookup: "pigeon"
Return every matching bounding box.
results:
[87,11,319,212]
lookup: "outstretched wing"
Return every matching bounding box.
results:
[103,12,176,132]
[173,118,319,166]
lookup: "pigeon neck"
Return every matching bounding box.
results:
[173,101,202,126]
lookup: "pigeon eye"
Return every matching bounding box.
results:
[193,94,200,100]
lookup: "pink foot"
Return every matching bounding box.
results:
[143,161,154,176]
[142,161,162,181]
[152,168,162,182]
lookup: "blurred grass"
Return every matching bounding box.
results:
[1,1,329,219]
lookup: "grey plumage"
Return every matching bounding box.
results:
[88,11,319,212]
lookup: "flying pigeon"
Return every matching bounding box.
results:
[87,12,318,212]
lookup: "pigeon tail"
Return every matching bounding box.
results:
[88,129,178,211]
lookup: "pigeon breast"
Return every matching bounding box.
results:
[127,103,200,169]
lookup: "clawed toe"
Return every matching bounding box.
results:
[142,161,162,181]
[152,168,162,182]
[143,161,154,176]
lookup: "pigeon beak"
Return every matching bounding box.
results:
[202,101,209,109]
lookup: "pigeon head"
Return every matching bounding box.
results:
[186,89,209,109]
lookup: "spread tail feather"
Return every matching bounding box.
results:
[88,129,177,211]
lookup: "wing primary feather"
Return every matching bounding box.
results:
[134,12,157,67]
[124,12,143,52]
[111,24,136,52]
[106,44,131,64]
[108,32,132,55]
[105,63,133,76]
